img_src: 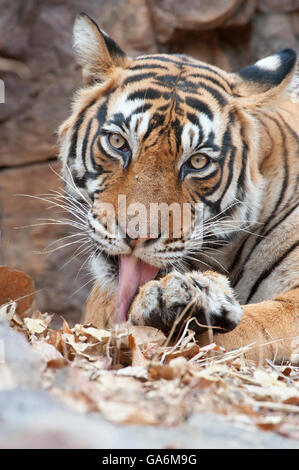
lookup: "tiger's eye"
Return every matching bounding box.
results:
[108,133,127,150]
[190,154,209,170]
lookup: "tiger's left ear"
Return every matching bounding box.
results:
[230,48,297,106]
[73,12,128,86]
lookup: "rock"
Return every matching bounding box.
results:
[0,389,298,448]
[0,266,34,317]
[0,319,42,388]
[252,13,298,58]
[150,0,242,43]
[0,0,36,59]
[0,162,89,324]
[258,0,299,13]
[0,0,156,168]
[95,0,157,56]
[224,0,257,27]
[0,321,298,449]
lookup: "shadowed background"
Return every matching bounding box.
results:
[0,0,298,324]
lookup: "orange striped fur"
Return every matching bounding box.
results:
[59,14,299,362]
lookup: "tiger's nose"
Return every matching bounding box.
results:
[124,228,160,248]
[126,233,154,248]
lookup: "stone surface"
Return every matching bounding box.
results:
[150,0,242,43]
[0,316,299,449]
[258,0,299,13]
[0,162,89,323]
[0,318,42,388]
[224,0,257,27]
[0,0,156,168]
[252,13,298,59]
[0,388,298,449]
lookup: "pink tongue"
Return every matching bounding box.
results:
[116,254,159,322]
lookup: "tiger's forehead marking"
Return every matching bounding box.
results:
[102,55,228,156]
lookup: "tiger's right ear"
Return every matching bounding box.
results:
[73,13,128,86]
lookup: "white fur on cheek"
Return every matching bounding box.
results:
[90,254,118,295]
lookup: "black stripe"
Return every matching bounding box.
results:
[232,115,292,286]
[127,88,166,101]
[171,117,183,153]
[142,112,166,141]
[231,205,298,288]
[231,204,298,288]
[97,98,109,126]
[185,96,213,120]
[230,238,249,276]
[133,55,184,67]
[153,74,178,88]
[196,82,227,106]
[130,62,169,71]
[190,168,219,181]
[68,100,96,161]
[216,146,236,204]
[200,125,231,198]
[264,203,298,238]
[188,73,231,93]
[133,55,231,87]
[186,111,200,128]
[236,127,248,202]
[73,170,102,188]
[158,104,169,112]
[123,72,157,86]
[261,115,289,223]
[81,118,92,171]
[186,64,231,87]
[246,241,299,303]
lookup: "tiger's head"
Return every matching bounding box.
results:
[58,13,297,321]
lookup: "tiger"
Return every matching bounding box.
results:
[58,13,299,362]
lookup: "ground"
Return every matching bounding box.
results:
[0,267,299,449]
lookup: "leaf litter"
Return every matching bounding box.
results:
[1,269,299,439]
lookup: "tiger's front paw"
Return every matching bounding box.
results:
[128,271,242,335]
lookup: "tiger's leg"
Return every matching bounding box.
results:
[129,270,243,335]
[199,287,299,362]
[85,283,116,329]
[129,271,299,362]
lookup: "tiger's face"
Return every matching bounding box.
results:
[59,13,295,309]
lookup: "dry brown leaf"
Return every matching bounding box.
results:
[281,367,292,377]
[62,318,73,335]
[0,266,34,317]
[98,401,159,425]
[128,334,148,367]
[256,416,282,432]
[164,344,200,362]
[24,317,48,335]
[116,366,148,379]
[74,325,111,343]
[283,396,299,406]
[148,363,176,381]
[0,301,17,321]
[2,282,299,439]
[32,342,67,368]
[119,324,166,347]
